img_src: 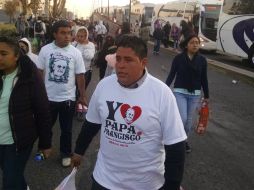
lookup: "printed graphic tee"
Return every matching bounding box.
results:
[37,42,86,102]
[86,74,187,190]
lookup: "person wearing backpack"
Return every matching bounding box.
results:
[34,16,46,51]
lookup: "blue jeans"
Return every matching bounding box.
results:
[153,39,161,53]
[174,92,200,136]
[173,39,179,49]
[50,100,75,157]
[0,144,33,190]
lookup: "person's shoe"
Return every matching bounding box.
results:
[62,157,71,167]
[27,186,30,190]
[185,142,191,153]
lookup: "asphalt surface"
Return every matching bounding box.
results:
[200,50,254,73]
[0,44,254,190]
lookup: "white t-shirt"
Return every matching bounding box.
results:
[72,41,95,71]
[37,42,86,102]
[86,74,187,190]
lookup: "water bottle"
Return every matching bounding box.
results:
[34,152,45,161]
[196,100,209,135]
[76,103,88,121]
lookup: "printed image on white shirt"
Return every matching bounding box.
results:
[48,52,71,83]
[104,101,144,147]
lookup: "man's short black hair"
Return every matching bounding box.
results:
[116,35,147,59]
[52,20,71,33]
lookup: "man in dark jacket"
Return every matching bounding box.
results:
[163,21,171,48]
[153,26,164,55]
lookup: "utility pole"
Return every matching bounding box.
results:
[129,0,131,25]
[108,0,109,18]
[101,0,103,14]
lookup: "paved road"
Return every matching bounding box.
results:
[1,44,253,190]
[200,50,254,72]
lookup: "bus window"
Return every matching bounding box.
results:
[200,4,221,41]
[223,0,254,15]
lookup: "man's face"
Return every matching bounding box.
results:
[115,47,147,86]
[126,108,135,123]
[54,27,71,48]
[53,60,67,77]
[19,42,29,54]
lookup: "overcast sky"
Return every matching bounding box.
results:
[66,0,171,18]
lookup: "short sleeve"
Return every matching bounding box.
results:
[160,86,187,145]
[75,50,86,74]
[37,48,46,70]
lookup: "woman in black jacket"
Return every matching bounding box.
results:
[95,35,116,80]
[166,34,209,153]
[0,36,52,190]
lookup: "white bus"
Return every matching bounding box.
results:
[150,0,222,51]
[130,3,155,25]
[217,0,254,65]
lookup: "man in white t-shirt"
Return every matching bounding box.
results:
[72,35,187,190]
[95,20,107,50]
[37,20,87,167]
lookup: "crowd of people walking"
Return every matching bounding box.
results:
[0,15,209,190]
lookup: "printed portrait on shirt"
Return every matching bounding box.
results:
[48,52,70,83]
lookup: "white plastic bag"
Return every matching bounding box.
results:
[55,167,77,190]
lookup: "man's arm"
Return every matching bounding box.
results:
[164,141,185,190]
[76,73,87,106]
[37,68,44,80]
[72,120,101,167]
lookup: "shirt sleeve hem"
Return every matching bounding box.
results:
[163,136,187,145]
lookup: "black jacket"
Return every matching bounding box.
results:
[0,55,52,151]
[166,52,209,98]
[153,28,164,40]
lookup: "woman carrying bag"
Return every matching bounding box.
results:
[166,34,209,153]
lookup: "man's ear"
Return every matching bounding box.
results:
[141,57,148,67]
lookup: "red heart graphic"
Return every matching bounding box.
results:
[120,104,142,125]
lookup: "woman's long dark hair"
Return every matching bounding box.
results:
[0,36,31,91]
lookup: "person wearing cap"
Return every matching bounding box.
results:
[19,37,38,66]
[72,26,95,89]
[72,35,187,190]
[37,20,87,167]
[166,34,209,153]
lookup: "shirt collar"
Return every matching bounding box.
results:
[119,69,147,89]
[52,41,71,51]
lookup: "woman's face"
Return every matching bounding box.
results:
[186,37,200,54]
[76,30,88,44]
[19,41,29,54]
[0,42,18,74]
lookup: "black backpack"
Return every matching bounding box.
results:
[35,21,43,33]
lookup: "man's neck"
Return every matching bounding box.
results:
[55,41,69,48]
[119,69,147,89]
